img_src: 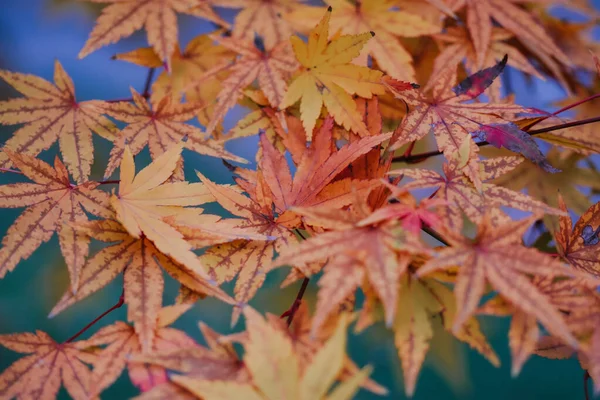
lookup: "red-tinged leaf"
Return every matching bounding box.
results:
[103,89,245,179]
[0,331,95,400]
[204,37,297,135]
[452,54,508,98]
[472,122,559,173]
[416,216,579,350]
[0,61,117,182]
[556,195,600,277]
[0,150,111,289]
[79,0,227,65]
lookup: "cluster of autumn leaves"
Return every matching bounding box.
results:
[1,0,600,398]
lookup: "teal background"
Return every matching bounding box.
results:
[0,1,596,399]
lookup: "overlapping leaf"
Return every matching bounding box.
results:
[172,308,373,400]
[204,35,298,135]
[394,156,564,232]
[416,216,580,350]
[288,0,440,81]
[0,150,112,289]
[78,305,200,396]
[280,7,388,139]
[556,195,600,277]
[274,202,429,327]
[0,331,96,400]
[102,89,245,179]
[0,60,116,182]
[79,0,228,65]
[445,0,570,69]
[386,58,538,166]
[48,218,233,354]
[218,0,302,49]
[112,31,235,130]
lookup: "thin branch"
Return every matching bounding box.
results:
[281,277,310,327]
[63,289,125,343]
[104,67,155,103]
[585,370,591,400]
[142,68,156,98]
[421,225,449,246]
[280,229,311,326]
[392,115,600,163]
[0,167,23,175]
[97,179,120,185]
[522,92,600,131]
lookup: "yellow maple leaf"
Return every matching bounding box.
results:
[280,7,386,139]
[110,140,214,281]
[171,309,372,400]
[288,0,440,81]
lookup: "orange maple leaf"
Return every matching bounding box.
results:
[78,305,202,396]
[0,61,117,183]
[204,35,298,135]
[49,219,233,354]
[0,331,96,400]
[112,31,235,131]
[0,150,112,289]
[274,204,429,327]
[78,0,228,66]
[445,0,569,69]
[394,156,564,232]
[102,89,246,180]
[416,215,580,350]
[385,61,537,163]
[218,0,302,49]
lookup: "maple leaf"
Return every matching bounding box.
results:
[385,58,538,163]
[445,0,570,69]
[280,7,387,139]
[430,26,542,99]
[0,330,96,400]
[486,148,600,216]
[0,60,117,183]
[394,156,564,232]
[112,31,235,131]
[78,0,228,66]
[109,140,227,282]
[416,215,580,350]
[485,276,600,377]
[77,305,201,396]
[0,150,112,290]
[193,171,296,325]
[556,195,600,277]
[218,0,302,50]
[171,308,373,400]
[274,204,429,327]
[471,122,559,173]
[356,265,498,397]
[48,218,233,354]
[204,35,298,135]
[102,89,246,179]
[257,116,392,225]
[288,0,440,81]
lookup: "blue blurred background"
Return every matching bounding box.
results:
[0,0,597,398]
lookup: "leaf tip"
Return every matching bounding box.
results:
[370,31,375,37]
[327,5,332,12]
